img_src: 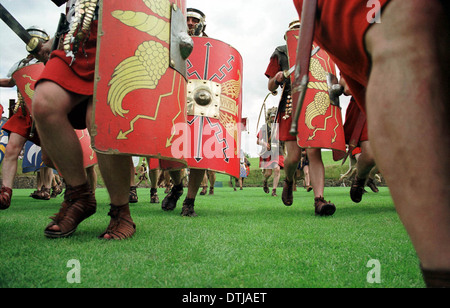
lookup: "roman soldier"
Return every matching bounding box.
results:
[161,7,243,216]
[187,8,207,37]
[0,26,52,209]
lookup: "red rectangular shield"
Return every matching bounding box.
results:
[285,28,299,86]
[183,37,243,178]
[11,62,44,112]
[92,0,189,167]
[12,63,98,169]
[76,129,98,168]
[286,30,346,152]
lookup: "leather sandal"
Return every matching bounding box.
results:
[350,176,366,203]
[161,184,183,211]
[314,196,336,216]
[0,187,12,210]
[199,187,207,195]
[33,187,51,200]
[150,188,159,203]
[99,204,136,240]
[51,184,63,198]
[129,186,138,203]
[263,180,269,194]
[366,178,379,193]
[180,198,197,217]
[44,183,96,238]
[282,179,293,206]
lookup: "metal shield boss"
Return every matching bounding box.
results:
[92,0,192,167]
[11,62,45,112]
[185,37,243,178]
[285,29,346,152]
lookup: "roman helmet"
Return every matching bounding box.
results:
[284,20,300,40]
[187,8,207,36]
[26,25,50,43]
[288,20,300,30]
[266,106,278,124]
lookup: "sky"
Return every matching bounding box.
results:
[0,0,349,157]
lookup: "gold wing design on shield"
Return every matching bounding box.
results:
[304,57,330,129]
[107,0,171,117]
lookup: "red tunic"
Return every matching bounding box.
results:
[36,21,98,129]
[344,97,368,145]
[265,56,296,142]
[38,21,97,97]
[257,129,285,169]
[293,0,390,113]
[2,108,40,145]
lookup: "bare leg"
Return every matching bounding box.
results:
[1,132,26,188]
[186,169,206,199]
[0,133,27,208]
[96,153,135,239]
[33,82,97,237]
[283,141,302,182]
[199,172,208,195]
[149,167,159,203]
[365,0,450,271]
[303,165,311,188]
[272,165,281,195]
[307,148,335,216]
[356,141,376,180]
[168,169,183,186]
[96,153,131,206]
[149,168,159,189]
[33,81,87,187]
[40,167,53,189]
[263,169,272,190]
[350,140,377,202]
[85,166,97,191]
[208,171,216,194]
[35,167,53,199]
[130,162,136,187]
[306,148,324,198]
[281,141,302,205]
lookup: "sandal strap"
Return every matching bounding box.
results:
[46,183,96,235]
[100,204,136,240]
[0,187,12,210]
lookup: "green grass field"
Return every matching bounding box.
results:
[0,186,424,288]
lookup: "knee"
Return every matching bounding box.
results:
[306,149,322,163]
[32,85,48,114]
[32,91,53,122]
[284,154,300,167]
[4,137,24,157]
[32,83,67,122]
[4,143,21,158]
